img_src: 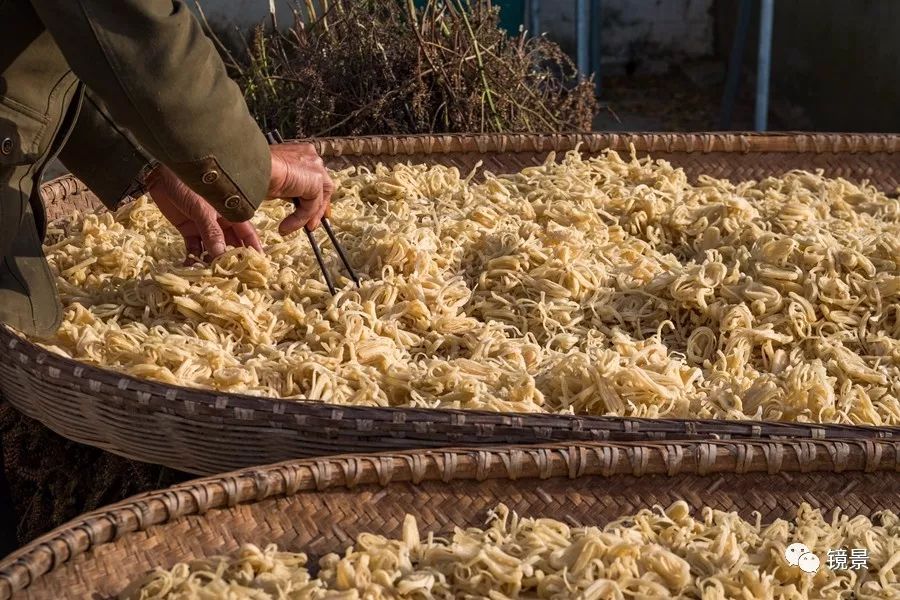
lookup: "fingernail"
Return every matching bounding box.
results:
[211,242,226,256]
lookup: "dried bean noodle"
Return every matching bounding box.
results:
[121,502,900,599]
[33,150,900,423]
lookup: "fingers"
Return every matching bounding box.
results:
[302,165,333,230]
[320,171,334,220]
[279,194,322,235]
[183,233,204,263]
[147,166,190,229]
[171,178,233,257]
[305,167,333,230]
[148,166,223,258]
[149,177,203,261]
[148,164,267,261]
[224,229,241,249]
[228,220,264,253]
[308,190,329,230]
[307,192,327,231]
[269,146,334,234]
[190,204,227,258]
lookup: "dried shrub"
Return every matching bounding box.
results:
[211,0,597,137]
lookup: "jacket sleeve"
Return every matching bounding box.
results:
[29,0,270,222]
[57,89,153,211]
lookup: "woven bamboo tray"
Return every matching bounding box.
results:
[1,133,898,476]
[1,438,899,599]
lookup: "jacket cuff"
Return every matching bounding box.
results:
[169,130,270,223]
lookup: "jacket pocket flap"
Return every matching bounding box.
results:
[0,96,49,166]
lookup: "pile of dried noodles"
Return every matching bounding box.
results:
[35,150,900,423]
[121,502,900,599]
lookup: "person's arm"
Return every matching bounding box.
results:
[58,89,263,258]
[30,0,270,222]
[56,89,152,211]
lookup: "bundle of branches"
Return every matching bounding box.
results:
[212,0,597,137]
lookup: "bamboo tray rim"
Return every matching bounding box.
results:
[4,325,898,442]
[2,437,899,599]
[306,131,900,155]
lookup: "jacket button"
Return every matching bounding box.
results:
[224,195,241,210]
[201,170,219,184]
[0,138,12,155]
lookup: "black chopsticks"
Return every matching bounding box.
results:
[265,130,360,294]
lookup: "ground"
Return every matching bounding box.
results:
[595,59,776,132]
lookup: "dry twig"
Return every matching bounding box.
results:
[230,0,596,136]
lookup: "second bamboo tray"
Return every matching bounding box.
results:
[1,438,899,599]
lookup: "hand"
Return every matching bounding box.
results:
[268,143,334,234]
[146,164,263,261]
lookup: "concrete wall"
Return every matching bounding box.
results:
[543,0,714,73]
[190,0,294,31]
[193,0,715,74]
[715,0,900,132]
[188,0,298,50]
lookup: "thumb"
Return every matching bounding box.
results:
[279,192,323,235]
[196,209,227,258]
[227,219,264,253]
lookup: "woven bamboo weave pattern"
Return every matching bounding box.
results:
[310,132,900,195]
[1,439,899,599]
[39,132,900,224]
[2,328,897,472]
[0,132,894,475]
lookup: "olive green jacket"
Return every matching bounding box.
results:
[0,0,271,336]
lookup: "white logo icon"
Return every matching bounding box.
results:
[784,543,820,573]
[798,553,821,574]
